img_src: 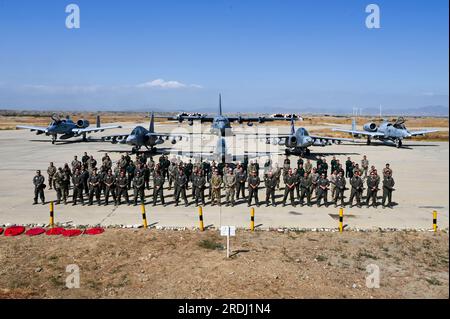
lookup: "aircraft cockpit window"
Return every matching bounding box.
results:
[299,128,309,136]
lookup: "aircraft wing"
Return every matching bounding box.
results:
[16,125,48,133]
[332,128,385,137]
[228,116,290,123]
[309,135,355,143]
[408,129,439,136]
[72,125,122,134]
[100,133,130,143]
[164,115,215,122]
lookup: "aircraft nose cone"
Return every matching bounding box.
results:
[126,135,137,145]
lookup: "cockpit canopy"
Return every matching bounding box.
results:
[298,128,309,136]
[131,126,146,136]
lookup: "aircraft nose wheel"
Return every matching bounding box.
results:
[395,139,402,148]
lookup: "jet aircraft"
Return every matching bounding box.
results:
[247,118,351,156]
[332,117,439,148]
[165,94,290,136]
[101,112,197,153]
[16,114,121,144]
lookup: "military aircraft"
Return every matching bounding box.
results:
[165,94,290,136]
[170,136,280,164]
[16,114,121,144]
[245,118,351,156]
[101,112,197,153]
[332,117,439,148]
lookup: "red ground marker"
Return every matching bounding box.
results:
[25,227,46,236]
[46,227,65,235]
[0,228,4,235]
[84,227,105,235]
[62,229,82,237]
[4,226,26,236]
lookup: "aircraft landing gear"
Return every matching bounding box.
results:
[395,139,402,148]
[367,136,371,145]
[285,149,291,156]
[82,133,87,142]
[51,135,57,145]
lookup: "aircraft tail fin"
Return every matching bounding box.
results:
[96,115,101,128]
[290,117,295,135]
[218,93,222,116]
[149,112,155,133]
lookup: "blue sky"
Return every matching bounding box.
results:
[0,0,448,112]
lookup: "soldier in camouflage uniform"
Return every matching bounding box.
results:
[168,161,177,191]
[71,168,84,205]
[235,166,247,200]
[333,171,346,207]
[33,170,45,205]
[152,169,165,206]
[71,155,82,174]
[366,170,380,208]
[224,168,237,207]
[349,171,363,208]
[61,166,70,205]
[299,172,312,206]
[174,169,189,207]
[310,167,319,198]
[382,171,395,209]
[116,170,130,206]
[88,168,101,206]
[132,171,145,206]
[47,162,56,190]
[53,167,64,204]
[264,171,277,207]
[316,173,330,207]
[103,169,116,205]
[361,155,369,178]
[247,170,260,207]
[210,170,223,206]
[194,170,206,206]
[282,168,296,207]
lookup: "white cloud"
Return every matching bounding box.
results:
[136,79,202,89]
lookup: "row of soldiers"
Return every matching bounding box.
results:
[34,153,395,208]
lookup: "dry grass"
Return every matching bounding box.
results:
[0,229,448,299]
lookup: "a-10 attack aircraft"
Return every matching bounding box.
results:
[248,118,351,156]
[332,117,439,148]
[169,136,280,164]
[165,94,290,136]
[101,112,196,153]
[16,114,121,144]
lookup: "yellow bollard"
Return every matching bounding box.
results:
[49,201,54,228]
[250,207,255,231]
[339,208,343,233]
[141,203,148,229]
[433,210,437,232]
[198,206,204,231]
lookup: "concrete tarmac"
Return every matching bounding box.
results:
[0,122,448,230]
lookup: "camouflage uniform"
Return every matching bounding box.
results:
[224,172,236,206]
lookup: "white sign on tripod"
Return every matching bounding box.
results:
[220,226,236,258]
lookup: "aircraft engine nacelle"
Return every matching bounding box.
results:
[188,120,194,126]
[313,139,327,146]
[76,119,90,128]
[247,122,254,127]
[155,138,164,145]
[286,136,297,147]
[60,133,74,140]
[363,122,377,132]
[171,138,177,144]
